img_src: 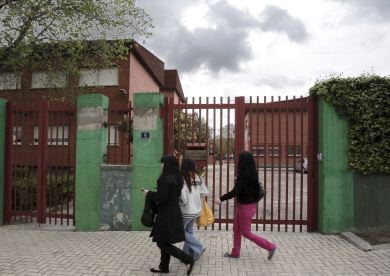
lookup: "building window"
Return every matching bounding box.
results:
[31,72,67,88]
[79,68,119,87]
[0,72,21,90]
[13,126,22,145]
[268,145,280,157]
[33,126,69,145]
[287,145,302,157]
[252,145,265,156]
[107,125,120,146]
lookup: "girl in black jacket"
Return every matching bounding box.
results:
[216,151,277,260]
[144,155,194,275]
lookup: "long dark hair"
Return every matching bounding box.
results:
[160,155,183,188]
[180,157,196,192]
[236,151,260,194]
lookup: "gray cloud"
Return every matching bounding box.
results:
[331,0,390,22]
[166,26,252,73]
[254,74,306,89]
[211,1,259,29]
[259,6,308,42]
[138,1,308,73]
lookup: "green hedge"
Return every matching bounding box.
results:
[310,75,390,174]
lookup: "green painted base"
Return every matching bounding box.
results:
[318,98,354,234]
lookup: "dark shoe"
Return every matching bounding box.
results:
[223,252,239,258]
[187,259,194,275]
[150,268,169,273]
[268,248,276,260]
[194,248,206,261]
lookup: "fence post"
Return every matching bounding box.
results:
[132,92,164,230]
[307,96,318,232]
[234,97,245,166]
[37,102,48,223]
[163,97,174,155]
[0,99,7,224]
[75,94,108,231]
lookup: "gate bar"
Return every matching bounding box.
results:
[37,102,48,224]
[307,96,318,232]
[4,102,13,223]
[285,96,289,232]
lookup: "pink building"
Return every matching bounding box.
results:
[0,41,185,105]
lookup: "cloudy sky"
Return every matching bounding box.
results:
[137,0,390,100]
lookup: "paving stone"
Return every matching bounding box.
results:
[0,225,389,275]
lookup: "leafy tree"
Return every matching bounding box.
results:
[174,110,209,153]
[0,0,153,88]
[211,124,235,159]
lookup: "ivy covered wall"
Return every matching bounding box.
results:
[311,75,390,233]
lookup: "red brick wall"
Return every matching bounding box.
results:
[0,59,131,104]
[161,91,181,104]
[245,109,308,167]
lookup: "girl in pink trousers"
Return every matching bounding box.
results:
[216,151,276,259]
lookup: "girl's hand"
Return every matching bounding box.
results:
[215,198,221,205]
[142,189,149,196]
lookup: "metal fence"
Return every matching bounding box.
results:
[164,96,318,232]
[5,102,76,225]
[106,101,133,165]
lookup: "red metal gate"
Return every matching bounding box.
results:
[164,96,318,232]
[105,101,133,165]
[4,102,76,225]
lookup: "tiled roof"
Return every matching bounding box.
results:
[131,41,165,87]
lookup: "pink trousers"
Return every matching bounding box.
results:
[231,203,276,257]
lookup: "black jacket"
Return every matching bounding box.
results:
[220,178,261,204]
[147,175,185,244]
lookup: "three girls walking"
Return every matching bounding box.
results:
[145,151,276,274]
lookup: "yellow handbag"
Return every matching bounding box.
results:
[196,199,214,227]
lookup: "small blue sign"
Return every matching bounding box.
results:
[141,132,150,139]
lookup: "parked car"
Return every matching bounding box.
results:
[295,158,308,174]
[223,154,234,160]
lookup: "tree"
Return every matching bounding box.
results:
[174,110,209,153]
[0,0,153,78]
[211,123,235,159]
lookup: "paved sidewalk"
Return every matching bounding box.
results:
[0,224,389,276]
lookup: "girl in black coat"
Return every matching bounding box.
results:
[144,155,194,275]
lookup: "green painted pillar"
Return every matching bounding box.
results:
[0,99,6,225]
[318,98,354,234]
[75,94,108,231]
[132,93,164,230]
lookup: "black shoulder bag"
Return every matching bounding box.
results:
[141,195,157,227]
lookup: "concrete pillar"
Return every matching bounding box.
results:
[318,98,354,234]
[132,93,163,230]
[0,99,6,225]
[75,94,108,231]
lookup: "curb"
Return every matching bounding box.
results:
[340,232,373,251]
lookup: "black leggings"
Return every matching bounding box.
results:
[157,243,193,271]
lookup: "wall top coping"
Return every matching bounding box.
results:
[101,164,132,171]
[134,92,163,107]
[77,94,109,109]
